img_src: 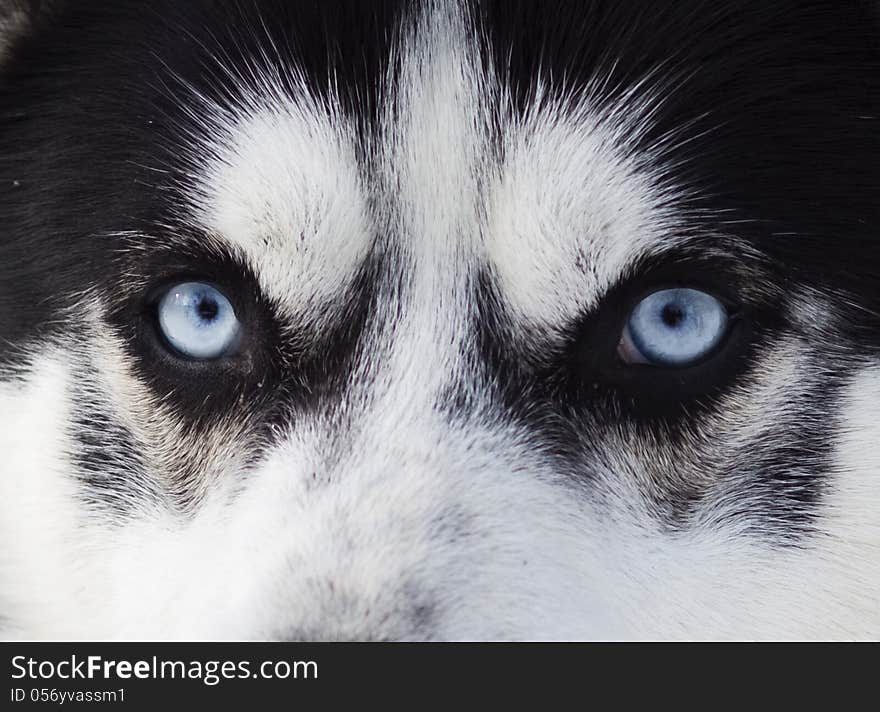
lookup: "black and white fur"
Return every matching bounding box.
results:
[1,0,879,640]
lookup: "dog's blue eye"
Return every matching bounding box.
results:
[157,282,240,360]
[619,288,727,367]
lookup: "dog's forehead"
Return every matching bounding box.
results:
[179,0,682,328]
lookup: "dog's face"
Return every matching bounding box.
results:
[0,0,879,640]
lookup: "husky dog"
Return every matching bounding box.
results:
[0,0,878,641]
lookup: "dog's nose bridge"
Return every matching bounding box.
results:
[350,284,473,414]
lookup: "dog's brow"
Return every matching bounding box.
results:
[169,7,691,338]
[486,105,692,334]
[175,100,373,322]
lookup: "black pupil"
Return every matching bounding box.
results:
[661,302,685,328]
[197,296,219,321]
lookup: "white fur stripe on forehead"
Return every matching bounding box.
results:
[179,0,689,331]
[379,0,491,269]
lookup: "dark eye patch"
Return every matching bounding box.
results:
[473,248,787,426]
[103,230,384,431]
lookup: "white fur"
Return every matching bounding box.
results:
[2,0,879,641]
[5,349,878,639]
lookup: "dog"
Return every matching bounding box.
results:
[0,0,878,640]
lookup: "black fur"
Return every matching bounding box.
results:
[0,1,878,538]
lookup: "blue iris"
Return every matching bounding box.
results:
[623,288,727,366]
[157,282,240,360]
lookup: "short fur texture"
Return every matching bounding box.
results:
[0,0,879,640]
